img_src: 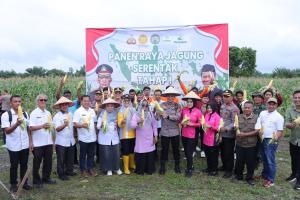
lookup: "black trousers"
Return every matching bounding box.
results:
[182,137,195,170]
[235,145,256,180]
[135,151,155,175]
[32,145,53,184]
[290,142,300,177]
[199,127,205,150]
[160,135,180,165]
[56,144,75,177]
[8,148,29,185]
[220,137,235,172]
[154,128,161,160]
[204,144,219,172]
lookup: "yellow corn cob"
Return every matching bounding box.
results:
[294,116,300,125]
[124,108,129,119]
[81,116,87,124]
[63,74,68,84]
[66,113,71,126]
[267,80,273,88]
[18,105,23,119]
[111,88,115,99]
[269,131,278,144]
[102,111,108,133]
[134,95,138,108]
[181,115,190,125]
[201,115,207,132]
[77,81,84,90]
[154,101,164,113]
[87,114,91,127]
[139,109,145,127]
[47,114,52,133]
[243,89,247,101]
[218,118,224,132]
[95,102,99,114]
[234,114,240,134]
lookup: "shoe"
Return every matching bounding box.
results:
[196,146,201,152]
[234,153,236,160]
[185,169,193,178]
[200,151,206,158]
[233,175,243,181]
[129,154,136,170]
[202,168,209,173]
[208,171,218,176]
[159,162,166,175]
[263,180,274,188]
[223,172,232,179]
[246,179,255,186]
[286,174,297,182]
[81,171,88,178]
[107,171,113,176]
[174,164,181,174]
[59,175,70,181]
[218,166,225,171]
[294,181,300,190]
[123,155,131,175]
[115,169,123,175]
[192,152,196,158]
[10,185,17,193]
[66,172,77,176]
[42,179,56,184]
[180,147,184,152]
[23,183,33,190]
[254,175,264,180]
[88,169,98,177]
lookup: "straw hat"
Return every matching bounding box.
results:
[161,86,181,97]
[53,96,74,109]
[101,97,120,108]
[182,91,201,101]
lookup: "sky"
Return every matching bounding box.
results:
[0,0,299,73]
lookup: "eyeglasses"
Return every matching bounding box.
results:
[39,99,47,102]
[98,74,111,79]
[95,93,102,96]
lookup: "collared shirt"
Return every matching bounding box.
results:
[1,109,29,151]
[53,111,75,147]
[97,110,120,145]
[118,107,136,140]
[29,107,53,147]
[73,106,97,143]
[236,113,258,147]
[255,110,284,138]
[220,102,240,138]
[160,101,180,137]
[253,104,266,115]
[285,105,300,146]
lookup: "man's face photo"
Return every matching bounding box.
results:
[98,72,112,88]
[201,71,214,86]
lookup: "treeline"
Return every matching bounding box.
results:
[0,66,85,78]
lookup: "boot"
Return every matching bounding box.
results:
[174,161,181,174]
[123,155,131,175]
[159,162,166,175]
[129,154,136,170]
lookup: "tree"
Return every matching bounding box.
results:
[46,68,65,76]
[75,65,85,76]
[25,66,47,76]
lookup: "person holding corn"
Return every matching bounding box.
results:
[285,89,300,190]
[117,94,136,175]
[29,94,56,187]
[180,91,202,177]
[53,97,76,181]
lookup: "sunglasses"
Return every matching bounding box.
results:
[39,99,47,102]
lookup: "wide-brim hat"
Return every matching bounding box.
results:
[161,86,181,97]
[182,91,201,101]
[101,97,120,108]
[53,96,74,109]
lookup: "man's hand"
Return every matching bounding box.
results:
[153,136,158,145]
[162,112,168,119]
[219,127,225,132]
[286,122,297,129]
[43,123,51,129]
[82,123,89,129]
[29,141,34,152]
[176,74,181,81]
[16,118,24,126]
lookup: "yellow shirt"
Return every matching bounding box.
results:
[118,109,135,139]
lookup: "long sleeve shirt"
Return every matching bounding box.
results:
[203,112,221,146]
[180,107,202,139]
[159,102,180,137]
[220,102,240,138]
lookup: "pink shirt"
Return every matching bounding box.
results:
[203,112,221,146]
[180,107,202,139]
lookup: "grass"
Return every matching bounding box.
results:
[0,139,299,200]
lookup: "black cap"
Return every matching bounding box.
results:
[223,89,233,97]
[143,86,151,91]
[63,90,72,95]
[122,94,131,99]
[252,91,264,99]
[114,87,123,93]
[102,87,110,92]
[201,64,216,74]
[96,64,113,74]
[214,92,222,97]
[190,87,199,92]
[129,89,136,93]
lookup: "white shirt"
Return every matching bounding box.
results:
[29,107,53,147]
[53,111,75,147]
[255,110,284,138]
[73,106,97,143]
[1,109,29,151]
[96,113,119,145]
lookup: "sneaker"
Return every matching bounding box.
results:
[200,151,206,158]
[115,169,123,175]
[263,180,274,188]
[286,174,297,182]
[107,171,113,176]
[192,152,196,158]
[295,181,300,190]
[196,146,201,152]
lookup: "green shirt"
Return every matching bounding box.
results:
[253,104,266,116]
[285,105,300,146]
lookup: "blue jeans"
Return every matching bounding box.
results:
[260,139,278,183]
[79,141,95,172]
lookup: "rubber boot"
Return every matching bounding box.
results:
[123,155,131,175]
[129,154,136,170]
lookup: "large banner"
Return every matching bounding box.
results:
[86,24,228,96]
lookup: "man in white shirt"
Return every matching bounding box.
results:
[53,97,77,181]
[255,97,284,188]
[29,94,56,187]
[1,95,32,192]
[73,95,97,177]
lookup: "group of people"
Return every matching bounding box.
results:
[1,71,300,194]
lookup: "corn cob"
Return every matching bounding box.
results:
[95,102,99,114]
[234,114,240,134]
[77,81,84,90]
[181,115,190,125]
[47,114,52,133]
[294,116,300,125]
[65,113,71,127]
[140,109,145,127]
[218,118,224,132]
[63,74,68,84]
[154,101,164,113]
[269,132,278,144]
[267,80,273,88]
[134,95,138,109]
[201,115,207,132]
[18,106,26,130]
[102,111,108,133]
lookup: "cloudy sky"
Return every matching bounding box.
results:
[0,0,299,73]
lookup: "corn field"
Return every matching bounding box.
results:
[0,76,299,115]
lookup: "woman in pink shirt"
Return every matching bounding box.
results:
[180,91,202,177]
[203,103,221,176]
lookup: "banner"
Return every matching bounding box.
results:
[86,24,228,97]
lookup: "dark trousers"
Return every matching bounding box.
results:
[135,151,155,175]
[74,143,79,164]
[182,137,195,170]
[204,144,219,172]
[79,141,95,172]
[199,127,204,150]
[220,137,235,172]
[56,144,75,177]
[32,145,53,184]
[8,148,29,185]
[290,142,300,178]
[235,145,256,180]
[154,128,161,160]
[160,135,180,165]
